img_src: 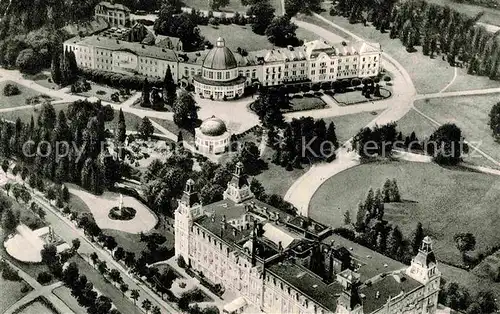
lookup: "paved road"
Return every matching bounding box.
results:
[1,260,72,314]
[285,15,500,216]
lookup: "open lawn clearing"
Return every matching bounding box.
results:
[183,0,283,15]
[106,110,143,132]
[285,95,326,112]
[322,109,383,143]
[0,273,30,314]
[445,67,500,92]
[52,286,89,314]
[16,298,57,314]
[414,95,500,168]
[199,24,316,51]
[255,147,310,196]
[439,262,500,299]
[396,107,437,140]
[102,226,174,256]
[315,11,454,94]
[0,103,69,123]
[150,117,195,143]
[0,81,59,110]
[71,256,143,314]
[23,73,59,90]
[333,87,391,105]
[309,160,500,266]
[77,83,130,104]
[426,0,500,27]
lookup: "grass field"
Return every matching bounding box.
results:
[22,73,59,90]
[0,274,29,314]
[414,94,500,168]
[323,110,384,143]
[150,117,195,143]
[106,110,143,132]
[0,103,70,123]
[426,0,500,27]
[285,95,326,112]
[309,160,500,266]
[16,298,57,314]
[52,286,90,314]
[0,81,58,110]
[333,87,391,105]
[446,68,500,92]
[199,24,317,51]
[183,0,283,15]
[78,83,126,104]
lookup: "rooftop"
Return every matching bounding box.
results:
[65,35,178,62]
[97,1,131,12]
[267,260,344,312]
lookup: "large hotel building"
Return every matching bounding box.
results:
[64,26,382,100]
[175,163,440,314]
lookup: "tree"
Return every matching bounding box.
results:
[152,306,161,314]
[163,65,176,109]
[41,244,58,265]
[97,261,108,276]
[142,298,152,313]
[343,210,351,225]
[90,252,99,265]
[131,289,140,304]
[391,179,401,202]
[1,208,19,233]
[63,262,79,285]
[247,0,275,35]
[386,226,403,257]
[109,268,122,284]
[51,53,62,85]
[72,238,81,252]
[326,122,338,150]
[211,0,230,10]
[426,123,467,165]
[1,159,9,174]
[117,109,127,143]
[477,290,498,313]
[382,179,392,202]
[114,246,125,261]
[138,117,154,140]
[173,90,198,127]
[250,178,265,199]
[142,79,151,107]
[355,202,367,231]
[265,16,299,47]
[454,233,476,261]
[489,102,500,139]
[411,222,424,255]
[16,48,41,74]
[120,283,129,296]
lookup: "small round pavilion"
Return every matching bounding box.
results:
[193,37,246,100]
[195,116,231,154]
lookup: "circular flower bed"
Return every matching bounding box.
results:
[108,206,137,221]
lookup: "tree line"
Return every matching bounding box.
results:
[332,0,500,79]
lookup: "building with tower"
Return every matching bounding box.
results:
[174,165,441,314]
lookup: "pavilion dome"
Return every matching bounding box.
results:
[202,37,238,70]
[200,116,227,136]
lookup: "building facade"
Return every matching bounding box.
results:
[175,165,440,314]
[64,34,382,99]
[194,116,231,154]
[95,1,131,28]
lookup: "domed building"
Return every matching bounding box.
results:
[193,37,246,100]
[195,116,231,154]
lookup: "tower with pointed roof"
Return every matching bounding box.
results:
[406,236,440,313]
[336,270,363,314]
[175,179,202,263]
[223,161,254,203]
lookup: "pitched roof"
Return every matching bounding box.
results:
[97,1,131,12]
[65,35,178,62]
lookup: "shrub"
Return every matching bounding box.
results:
[3,83,20,96]
[70,78,91,93]
[20,284,30,293]
[2,265,21,281]
[37,271,52,284]
[177,255,186,268]
[383,76,391,82]
[96,90,106,95]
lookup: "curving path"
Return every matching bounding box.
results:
[285,16,500,216]
[67,184,157,234]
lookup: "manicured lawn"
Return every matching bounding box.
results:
[396,107,437,140]
[322,109,384,143]
[23,73,59,90]
[333,87,391,105]
[16,298,57,314]
[0,103,70,123]
[77,83,130,104]
[183,0,283,15]
[52,286,89,314]
[0,274,30,314]
[309,160,500,266]
[0,80,58,110]
[439,262,500,299]
[199,24,316,51]
[255,147,310,196]
[150,118,195,143]
[446,67,500,92]
[106,110,143,132]
[285,95,326,112]
[426,0,500,27]
[414,95,500,168]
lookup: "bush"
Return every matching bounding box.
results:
[20,284,30,293]
[70,78,91,93]
[3,83,20,96]
[37,272,52,284]
[383,76,392,82]
[177,255,186,268]
[96,90,106,95]
[2,265,21,281]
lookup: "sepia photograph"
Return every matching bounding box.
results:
[0,0,499,313]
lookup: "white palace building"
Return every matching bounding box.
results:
[175,163,441,314]
[64,32,382,100]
